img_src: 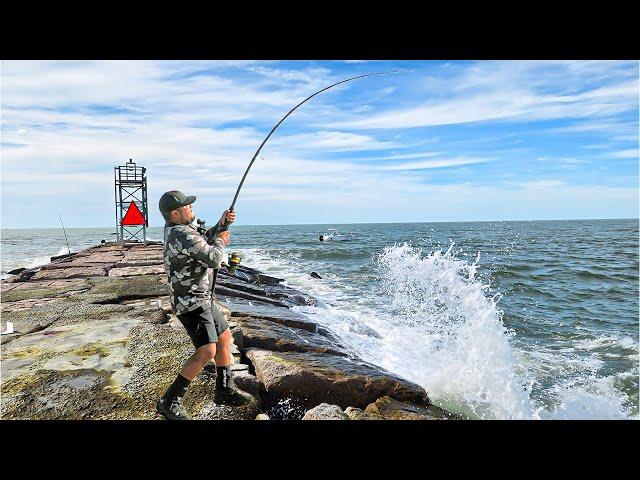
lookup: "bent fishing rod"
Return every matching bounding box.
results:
[204,70,398,294]
[205,70,397,238]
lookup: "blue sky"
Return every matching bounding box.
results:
[1,60,638,228]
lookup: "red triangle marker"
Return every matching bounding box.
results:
[122,201,146,225]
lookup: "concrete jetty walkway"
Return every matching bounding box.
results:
[1,243,457,420]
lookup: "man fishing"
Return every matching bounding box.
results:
[157,190,254,420]
[154,72,392,420]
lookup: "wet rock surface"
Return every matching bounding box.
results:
[218,295,318,332]
[1,242,455,421]
[233,315,349,357]
[246,348,429,413]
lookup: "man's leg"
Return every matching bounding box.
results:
[182,342,217,380]
[214,328,233,366]
[211,315,254,407]
[157,306,220,420]
[157,343,216,420]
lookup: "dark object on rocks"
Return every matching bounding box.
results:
[7,267,26,275]
[50,252,76,262]
[16,268,39,282]
[310,272,322,279]
[302,403,349,420]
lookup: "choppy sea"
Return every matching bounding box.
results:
[2,219,638,419]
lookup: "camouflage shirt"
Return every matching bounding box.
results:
[163,222,225,315]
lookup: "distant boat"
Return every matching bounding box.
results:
[319,229,353,242]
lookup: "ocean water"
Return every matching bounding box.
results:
[1,219,638,420]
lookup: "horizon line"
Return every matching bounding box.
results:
[1,216,638,230]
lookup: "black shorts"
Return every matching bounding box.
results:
[177,304,229,349]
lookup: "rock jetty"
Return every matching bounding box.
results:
[1,242,457,420]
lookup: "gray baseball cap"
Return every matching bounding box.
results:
[159,190,196,216]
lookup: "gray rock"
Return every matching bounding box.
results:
[230,326,244,350]
[302,403,349,420]
[232,370,264,401]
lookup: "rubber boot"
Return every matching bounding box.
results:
[156,374,192,420]
[213,366,255,407]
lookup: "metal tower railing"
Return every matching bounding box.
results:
[114,158,148,244]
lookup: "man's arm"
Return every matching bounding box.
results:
[205,210,235,245]
[176,226,226,269]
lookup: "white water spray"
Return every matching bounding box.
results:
[373,243,533,419]
[235,242,636,420]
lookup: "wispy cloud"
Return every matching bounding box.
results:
[609,149,639,159]
[378,157,490,171]
[328,62,638,130]
[1,60,638,227]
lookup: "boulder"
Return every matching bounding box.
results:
[245,348,429,411]
[232,370,264,401]
[302,403,349,420]
[217,274,317,307]
[344,406,384,420]
[225,266,285,286]
[214,285,288,307]
[364,396,459,420]
[218,295,317,333]
[216,276,269,297]
[1,242,457,421]
[234,315,348,357]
